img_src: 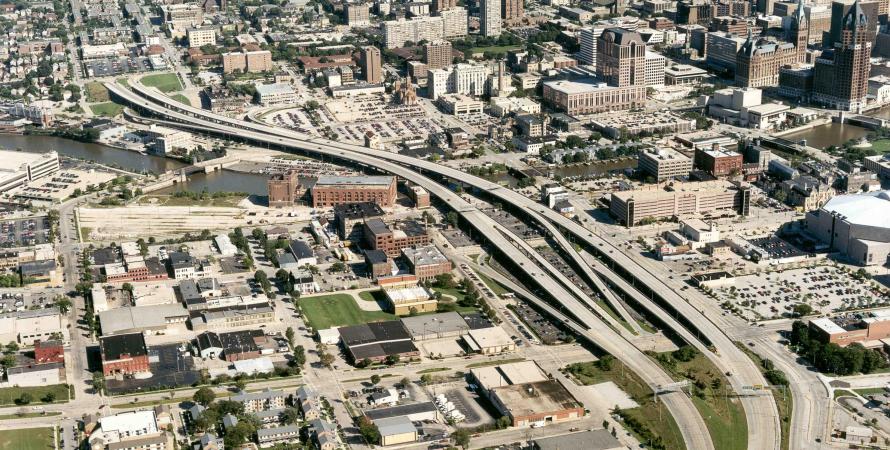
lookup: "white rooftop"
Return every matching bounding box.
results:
[0,150,56,173]
[98,410,158,438]
[821,191,890,229]
[809,317,845,335]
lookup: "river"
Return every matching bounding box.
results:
[778,122,871,149]
[0,134,269,196]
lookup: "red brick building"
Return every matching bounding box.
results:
[401,246,451,280]
[694,146,744,177]
[34,340,64,364]
[364,219,431,257]
[311,176,397,208]
[100,333,150,376]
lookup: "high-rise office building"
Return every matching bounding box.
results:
[502,0,523,22]
[578,27,605,68]
[597,28,646,88]
[735,31,800,88]
[424,40,452,69]
[827,0,878,46]
[432,0,456,13]
[814,0,872,111]
[360,46,383,84]
[383,17,446,48]
[346,3,371,27]
[481,0,502,37]
[440,7,468,38]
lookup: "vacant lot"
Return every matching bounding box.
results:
[566,360,685,450]
[85,82,110,102]
[0,384,70,406]
[141,73,182,92]
[90,102,124,117]
[300,294,396,329]
[0,427,54,450]
[137,194,245,208]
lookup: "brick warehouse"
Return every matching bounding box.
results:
[310,176,397,208]
[100,333,150,376]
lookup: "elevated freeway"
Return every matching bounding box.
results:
[111,81,782,449]
[107,82,715,450]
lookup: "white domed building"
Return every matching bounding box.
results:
[805,190,890,266]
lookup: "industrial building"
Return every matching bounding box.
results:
[401,245,451,280]
[311,176,397,208]
[339,320,419,363]
[100,333,150,376]
[401,312,470,340]
[383,286,437,315]
[471,361,583,427]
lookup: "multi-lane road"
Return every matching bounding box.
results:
[107,80,722,449]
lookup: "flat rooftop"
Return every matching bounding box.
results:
[492,380,582,417]
[810,317,846,335]
[401,312,469,337]
[315,175,394,187]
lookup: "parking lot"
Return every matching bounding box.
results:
[508,302,568,344]
[442,229,476,248]
[106,343,201,395]
[483,210,543,240]
[0,216,50,247]
[714,266,888,321]
[440,385,494,428]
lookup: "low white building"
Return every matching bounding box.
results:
[215,234,238,256]
[256,83,297,106]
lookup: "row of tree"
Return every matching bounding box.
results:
[790,320,887,375]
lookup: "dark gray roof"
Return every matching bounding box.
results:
[289,240,314,259]
[364,402,437,420]
[365,249,388,264]
[168,251,196,269]
[334,202,385,220]
[20,259,56,276]
[534,429,622,450]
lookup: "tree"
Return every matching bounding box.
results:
[17,393,32,405]
[358,416,381,444]
[434,273,456,289]
[42,392,56,403]
[385,354,400,365]
[400,377,410,388]
[193,387,216,406]
[452,429,471,449]
[282,407,300,425]
[792,303,812,317]
[233,378,247,392]
[1,354,15,368]
[319,352,335,368]
[293,345,306,368]
[496,415,512,429]
[121,283,134,294]
[54,296,72,314]
[420,374,432,384]
[285,326,296,349]
[330,261,346,273]
[445,211,459,228]
[92,372,105,394]
[370,374,381,385]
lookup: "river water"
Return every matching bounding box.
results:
[0,134,269,195]
[778,122,871,149]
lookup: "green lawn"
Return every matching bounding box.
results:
[475,271,508,296]
[650,351,747,450]
[141,73,183,92]
[116,77,130,87]
[469,45,521,55]
[566,360,686,450]
[0,427,55,450]
[84,81,109,102]
[90,102,123,117]
[300,294,396,329]
[171,94,191,105]
[0,411,61,420]
[0,384,70,406]
[854,387,886,397]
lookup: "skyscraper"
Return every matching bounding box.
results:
[597,28,646,88]
[424,40,452,69]
[814,0,872,111]
[502,0,524,23]
[432,0,456,13]
[481,0,502,37]
[790,0,809,62]
[360,46,382,84]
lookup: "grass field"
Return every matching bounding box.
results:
[117,78,129,86]
[85,81,109,102]
[171,94,191,105]
[469,45,521,55]
[0,427,55,450]
[0,411,61,420]
[90,102,123,117]
[475,271,508,296]
[141,73,182,93]
[651,351,747,450]
[466,357,525,369]
[137,194,245,208]
[0,384,70,406]
[300,294,396,329]
[854,387,887,397]
[566,360,686,450]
